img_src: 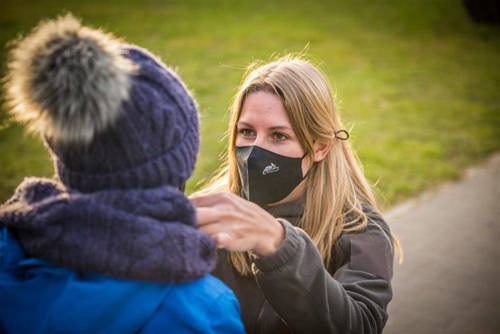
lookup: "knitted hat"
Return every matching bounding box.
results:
[4,14,199,192]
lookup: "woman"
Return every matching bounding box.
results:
[192,56,402,334]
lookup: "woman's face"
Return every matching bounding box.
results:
[236,91,304,158]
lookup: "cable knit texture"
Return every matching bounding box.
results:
[0,177,216,282]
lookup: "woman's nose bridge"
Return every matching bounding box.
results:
[254,131,265,147]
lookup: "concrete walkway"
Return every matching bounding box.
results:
[384,153,500,334]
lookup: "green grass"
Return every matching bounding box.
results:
[1,0,499,208]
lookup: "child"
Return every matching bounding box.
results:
[0,14,245,334]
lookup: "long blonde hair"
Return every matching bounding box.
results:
[202,55,402,275]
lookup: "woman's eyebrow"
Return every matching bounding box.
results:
[269,125,292,131]
[237,121,254,128]
[237,121,291,131]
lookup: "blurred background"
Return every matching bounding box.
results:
[1,0,499,208]
[0,1,499,332]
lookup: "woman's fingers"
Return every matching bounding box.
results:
[213,232,255,252]
[190,192,235,208]
[199,221,239,250]
[199,219,234,235]
[191,191,271,253]
[196,207,221,226]
[190,194,215,208]
[213,232,233,249]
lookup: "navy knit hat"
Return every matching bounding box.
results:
[4,14,199,192]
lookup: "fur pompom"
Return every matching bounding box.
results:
[4,14,136,143]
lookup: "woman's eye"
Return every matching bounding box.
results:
[238,128,255,138]
[272,132,288,141]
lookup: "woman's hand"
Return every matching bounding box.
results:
[190,192,285,256]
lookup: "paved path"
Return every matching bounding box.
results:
[384,153,500,334]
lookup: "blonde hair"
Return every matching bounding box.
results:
[202,55,402,275]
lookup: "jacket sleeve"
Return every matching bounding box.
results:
[252,216,394,334]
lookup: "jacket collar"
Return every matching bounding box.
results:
[264,194,305,225]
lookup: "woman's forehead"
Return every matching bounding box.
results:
[239,91,291,128]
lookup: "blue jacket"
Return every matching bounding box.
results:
[0,228,245,334]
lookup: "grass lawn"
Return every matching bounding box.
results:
[0,0,499,208]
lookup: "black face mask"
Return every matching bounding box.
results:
[236,145,307,207]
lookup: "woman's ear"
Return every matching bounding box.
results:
[313,140,332,162]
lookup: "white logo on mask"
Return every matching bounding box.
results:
[262,163,279,175]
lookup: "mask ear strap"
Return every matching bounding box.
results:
[303,131,348,178]
[334,129,350,140]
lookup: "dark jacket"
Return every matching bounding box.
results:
[213,197,394,334]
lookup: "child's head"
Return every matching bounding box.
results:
[4,14,199,192]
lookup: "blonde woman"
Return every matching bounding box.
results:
[192,56,401,334]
